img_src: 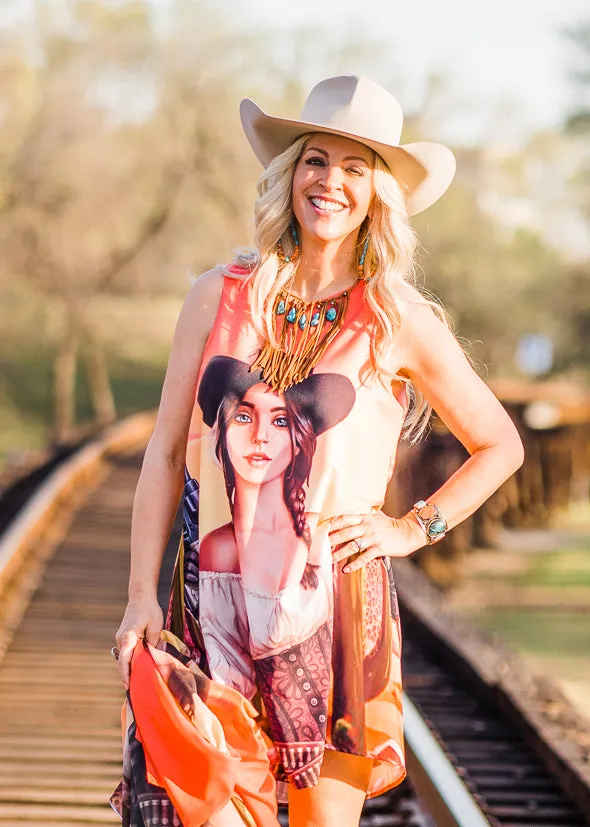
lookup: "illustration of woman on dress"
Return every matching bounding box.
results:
[194,354,355,786]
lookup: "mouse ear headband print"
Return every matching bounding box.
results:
[197,356,355,432]
[240,75,456,216]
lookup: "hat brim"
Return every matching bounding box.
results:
[240,98,455,216]
[198,355,355,435]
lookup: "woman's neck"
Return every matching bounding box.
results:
[290,232,359,301]
[233,477,293,536]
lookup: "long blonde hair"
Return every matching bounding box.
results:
[228,134,450,442]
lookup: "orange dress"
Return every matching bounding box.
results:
[113,268,407,826]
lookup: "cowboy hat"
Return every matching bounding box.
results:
[198,355,355,435]
[240,75,456,216]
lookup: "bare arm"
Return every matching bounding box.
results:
[115,267,225,684]
[397,298,524,546]
[330,295,524,568]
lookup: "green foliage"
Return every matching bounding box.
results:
[475,609,590,658]
[75,353,166,421]
[474,548,590,588]
[0,317,170,466]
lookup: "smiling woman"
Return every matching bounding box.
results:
[292,136,375,243]
[113,75,524,827]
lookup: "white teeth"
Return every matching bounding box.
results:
[310,197,345,212]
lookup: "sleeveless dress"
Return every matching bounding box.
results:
[112,268,408,826]
[175,268,406,791]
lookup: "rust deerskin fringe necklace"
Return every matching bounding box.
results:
[250,225,370,394]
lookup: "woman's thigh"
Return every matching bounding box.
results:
[288,750,373,827]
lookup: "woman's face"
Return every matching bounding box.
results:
[225,383,296,486]
[292,133,375,243]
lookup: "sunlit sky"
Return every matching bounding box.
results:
[222,0,588,145]
[2,0,588,145]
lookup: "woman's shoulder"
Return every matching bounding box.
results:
[179,267,226,333]
[199,522,239,573]
[194,252,259,306]
[394,283,464,374]
[391,280,445,331]
[218,248,260,284]
[166,268,226,363]
[180,260,252,342]
[184,258,253,306]
[393,279,432,309]
[187,265,226,304]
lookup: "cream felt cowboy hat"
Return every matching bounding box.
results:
[240,75,456,216]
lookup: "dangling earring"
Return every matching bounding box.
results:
[276,221,300,264]
[358,231,371,279]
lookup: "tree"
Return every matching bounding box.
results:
[0,0,257,441]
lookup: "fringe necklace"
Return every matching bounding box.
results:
[250,276,361,394]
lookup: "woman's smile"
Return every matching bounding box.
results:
[308,195,347,215]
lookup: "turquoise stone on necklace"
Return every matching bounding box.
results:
[249,280,355,393]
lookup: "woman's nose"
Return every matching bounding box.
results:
[320,164,344,191]
[253,420,269,444]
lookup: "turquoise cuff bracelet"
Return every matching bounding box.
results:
[411,500,448,544]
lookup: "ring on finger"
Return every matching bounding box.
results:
[110,646,120,661]
[353,537,367,553]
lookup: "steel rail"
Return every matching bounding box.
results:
[0,434,587,826]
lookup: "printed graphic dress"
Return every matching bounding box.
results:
[113,269,408,826]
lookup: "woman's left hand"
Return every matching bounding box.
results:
[328,511,422,573]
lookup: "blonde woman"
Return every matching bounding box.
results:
[114,76,524,827]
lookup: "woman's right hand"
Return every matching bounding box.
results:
[115,595,163,689]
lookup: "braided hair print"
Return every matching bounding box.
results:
[213,384,319,588]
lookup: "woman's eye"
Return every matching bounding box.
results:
[347,166,364,176]
[273,416,288,428]
[305,156,326,167]
[234,411,252,424]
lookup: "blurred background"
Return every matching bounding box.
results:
[0,0,589,720]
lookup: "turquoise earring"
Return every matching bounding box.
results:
[358,232,371,279]
[277,221,300,264]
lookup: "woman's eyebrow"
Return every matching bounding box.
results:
[238,400,286,413]
[306,146,329,158]
[305,147,370,164]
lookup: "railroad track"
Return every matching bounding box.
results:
[0,441,588,826]
[0,441,89,538]
[401,611,588,826]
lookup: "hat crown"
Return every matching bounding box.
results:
[300,76,404,147]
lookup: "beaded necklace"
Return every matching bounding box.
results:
[250,277,361,394]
